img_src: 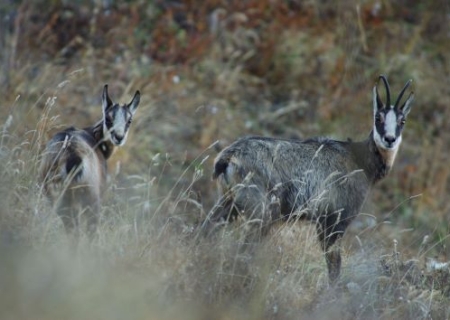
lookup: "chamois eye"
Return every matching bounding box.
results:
[127,119,132,125]
[375,114,382,123]
[400,119,406,125]
[105,118,113,127]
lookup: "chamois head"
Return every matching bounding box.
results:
[102,85,140,146]
[372,75,414,151]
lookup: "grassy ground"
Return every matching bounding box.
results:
[1,1,450,319]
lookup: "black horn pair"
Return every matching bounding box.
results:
[376,75,412,109]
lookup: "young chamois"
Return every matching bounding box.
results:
[39,85,140,235]
[207,75,413,282]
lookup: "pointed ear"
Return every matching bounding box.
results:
[373,85,383,114]
[128,90,140,115]
[400,92,414,118]
[102,84,113,113]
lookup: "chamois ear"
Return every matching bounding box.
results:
[373,83,384,114]
[400,91,414,118]
[373,75,392,114]
[128,90,140,115]
[102,84,113,112]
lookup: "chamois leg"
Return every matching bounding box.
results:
[204,185,271,238]
[211,196,239,222]
[325,245,342,284]
[58,206,78,234]
[249,192,282,237]
[201,196,238,237]
[85,198,100,237]
[56,191,80,236]
[207,182,265,224]
[74,187,100,237]
[227,185,278,240]
[316,212,347,283]
[58,209,82,244]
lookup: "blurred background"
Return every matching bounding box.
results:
[1,1,450,319]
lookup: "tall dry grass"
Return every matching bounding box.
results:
[1,101,449,319]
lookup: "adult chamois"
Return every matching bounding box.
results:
[39,85,140,235]
[207,75,413,282]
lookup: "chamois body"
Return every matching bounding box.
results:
[209,76,414,282]
[39,85,140,234]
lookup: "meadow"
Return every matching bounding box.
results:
[0,1,449,319]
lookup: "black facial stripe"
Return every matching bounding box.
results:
[375,117,386,136]
[395,126,402,138]
[105,105,121,128]
[105,105,117,129]
[123,108,132,129]
[396,114,405,137]
[105,115,113,128]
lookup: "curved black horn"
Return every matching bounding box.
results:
[394,79,412,109]
[379,75,391,108]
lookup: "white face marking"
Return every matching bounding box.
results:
[103,107,132,146]
[384,109,397,139]
[373,108,402,151]
[373,107,402,167]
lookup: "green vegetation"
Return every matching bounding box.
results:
[0,1,449,319]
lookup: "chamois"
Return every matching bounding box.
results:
[207,75,413,282]
[39,85,140,235]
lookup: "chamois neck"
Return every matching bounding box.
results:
[348,131,398,184]
[85,120,115,160]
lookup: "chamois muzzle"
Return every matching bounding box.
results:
[384,135,396,148]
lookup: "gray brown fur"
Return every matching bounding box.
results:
[39,85,140,235]
[208,76,414,282]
